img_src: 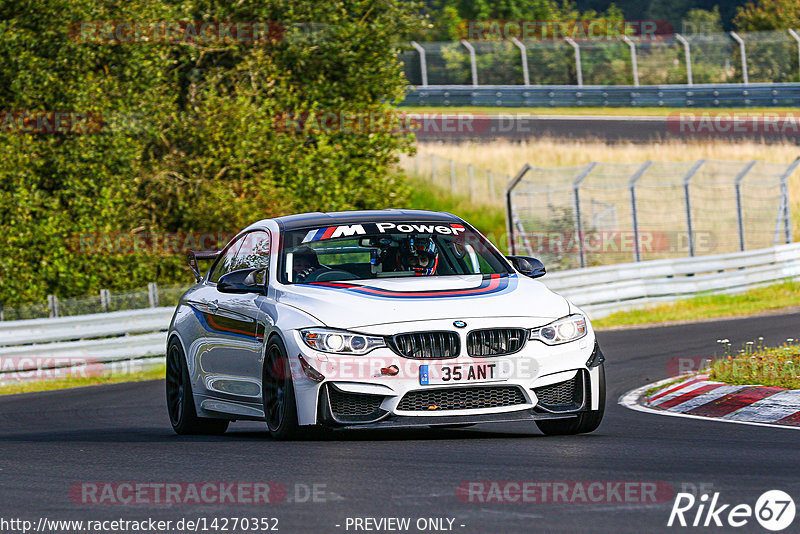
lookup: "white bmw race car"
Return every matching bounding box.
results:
[166,210,606,439]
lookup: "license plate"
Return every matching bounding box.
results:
[419,362,509,386]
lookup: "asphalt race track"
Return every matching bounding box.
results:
[413,114,800,144]
[1,312,799,533]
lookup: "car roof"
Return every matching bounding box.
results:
[272,209,462,231]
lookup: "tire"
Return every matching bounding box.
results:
[262,336,303,440]
[536,365,605,436]
[166,340,229,435]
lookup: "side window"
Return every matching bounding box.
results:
[208,236,246,283]
[236,231,271,271]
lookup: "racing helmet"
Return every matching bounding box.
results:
[397,237,438,275]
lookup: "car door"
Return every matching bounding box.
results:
[203,230,272,403]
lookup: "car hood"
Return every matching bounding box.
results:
[275,274,569,329]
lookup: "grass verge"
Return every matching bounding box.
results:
[404,176,508,253]
[0,362,166,396]
[710,341,800,389]
[643,376,689,399]
[594,280,800,329]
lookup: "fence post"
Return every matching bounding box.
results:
[628,162,652,262]
[409,41,428,87]
[148,282,159,308]
[505,164,532,255]
[779,157,800,244]
[0,302,4,322]
[681,160,705,257]
[622,35,639,86]
[565,37,583,86]
[468,164,475,200]
[734,160,758,251]
[511,37,530,86]
[47,295,59,318]
[460,40,479,86]
[449,159,456,192]
[730,32,748,84]
[789,30,800,81]
[431,154,437,183]
[488,169,494,201]
[675,34,693,86]
[100,288,110,312]
[572,162,598,268]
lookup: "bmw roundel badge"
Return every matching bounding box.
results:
[453,320,467,328]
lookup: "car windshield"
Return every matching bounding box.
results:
[280,221,509,284]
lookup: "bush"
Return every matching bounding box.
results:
[0,0,423,306]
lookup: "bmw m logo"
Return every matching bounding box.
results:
[453,320,467,328]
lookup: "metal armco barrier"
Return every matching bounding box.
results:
[0,308,173,380]
[543,243,800,318]
[403,83,800,107]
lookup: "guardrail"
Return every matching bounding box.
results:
[543,243,800,317]
[0,307,173,383]
[1,243,798,381]
[403,83,800,107]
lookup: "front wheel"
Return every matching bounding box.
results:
[166,340,229,435]
[536,365,605,436]
[262,337,303,440]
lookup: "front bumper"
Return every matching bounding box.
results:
[287,320,605,427]
[319,402,580,430]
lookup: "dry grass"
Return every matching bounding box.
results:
[415,138,800,175]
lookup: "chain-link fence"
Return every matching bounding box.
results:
[400,30,800,86]
[1,283,189,321]
[507,158,800,271]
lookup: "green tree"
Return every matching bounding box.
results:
[0,0,424,307]
[735,0,800,31]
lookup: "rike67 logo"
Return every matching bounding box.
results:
[668,490,795,531]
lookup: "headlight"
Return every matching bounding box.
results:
[300,328,386,355]
[530,314,587,345]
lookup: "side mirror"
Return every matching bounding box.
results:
[187,250,219,282]
[218,268,268,295]
[507,256,546,279]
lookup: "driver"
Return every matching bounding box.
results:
[396,237,438,275]
[292,246,323,282]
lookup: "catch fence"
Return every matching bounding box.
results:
[401,30,800,87]
[506,157,799,270]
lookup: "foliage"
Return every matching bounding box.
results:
[735,0,800,32]
[710,338,800,389]
[0,0,423,306]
